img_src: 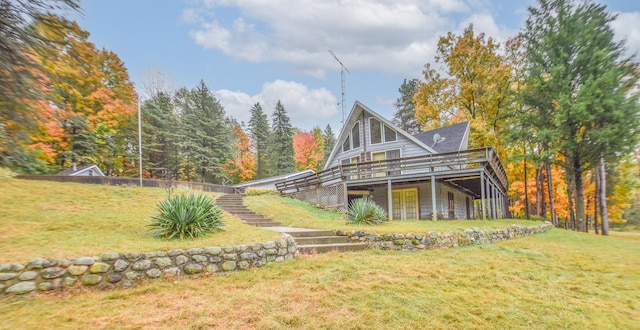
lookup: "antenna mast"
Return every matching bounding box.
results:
[329,50,350,127]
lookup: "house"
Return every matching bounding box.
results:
[275,101,508,220]
[57,163,105,177]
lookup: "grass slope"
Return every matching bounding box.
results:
[0,179,280,262]
[245,194,542,233]
[1,229,639,329]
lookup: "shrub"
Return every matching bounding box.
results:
[345,198,388,225]
[244,187,279,196]
[0,167,16,179]
[149,193,224,239]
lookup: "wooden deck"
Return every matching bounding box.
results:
[275,147,507,195]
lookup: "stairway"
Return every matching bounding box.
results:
[216,194,281,227]
[275,228,368,254]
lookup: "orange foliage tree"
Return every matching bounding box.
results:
[27,17,137,174]
[293,131,323,172]
[224,125,256,184]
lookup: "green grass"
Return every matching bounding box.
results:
[1,229,639,329]
[245,194,543,233]
[0,179,280,263]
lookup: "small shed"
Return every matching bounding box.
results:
[57,164,105,177]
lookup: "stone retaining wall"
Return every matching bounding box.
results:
[336,222,553,250]
[0,238,296,295]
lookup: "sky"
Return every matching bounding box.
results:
[74,0,640,132]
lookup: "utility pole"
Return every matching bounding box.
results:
[138,94,143,187]
[329,50,350,127]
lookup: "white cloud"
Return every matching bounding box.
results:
[215,80,338,130]
[611,11,640,60]
[185,0,476,77]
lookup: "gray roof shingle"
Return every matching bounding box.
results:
[412,121,470,153]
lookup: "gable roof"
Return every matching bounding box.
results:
[56,164,105,176]
[324,101,438,170]
[412,121,470,153]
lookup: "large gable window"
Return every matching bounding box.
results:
[342,137,351,152]
[342,121,361,152]
[369,118,397,144]
[370,118,382,144]
[352,122,361,149]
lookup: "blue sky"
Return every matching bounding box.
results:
[75,0,640,131]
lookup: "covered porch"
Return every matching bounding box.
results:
[275,147,509,220]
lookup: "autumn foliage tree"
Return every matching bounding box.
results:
[293,131,323,172]
[413,24,515,154]
[224,125,256,183]
[25,17,137,174]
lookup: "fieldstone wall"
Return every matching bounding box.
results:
[336,222,553,250]
[0,238,296,295]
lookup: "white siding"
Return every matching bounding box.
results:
[367,181,474,220]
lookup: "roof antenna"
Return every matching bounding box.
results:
[329,50,350,128]
[432,133,446,147]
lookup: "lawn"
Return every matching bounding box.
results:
[245,194,544,233]
[0,179,280,263]
[1,229,638,329]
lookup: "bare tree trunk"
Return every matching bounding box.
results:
[599,157,609,236]
[545,162,557,226]
[523,148,530,220]
[540,167,547,218]
[574,158,586,232]
[594,167,599,235]
[565,160,576,231]
[536,167,542,217]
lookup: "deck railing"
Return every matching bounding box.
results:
[276,147,507,194]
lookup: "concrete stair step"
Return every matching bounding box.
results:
[285,230,336,238]
[294,236,349,245]
[298,242,368,254]
[243,221,281,227]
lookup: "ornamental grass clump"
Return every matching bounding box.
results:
[149,192,224,239]
[345,198,388,225]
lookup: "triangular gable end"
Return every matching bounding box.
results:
[323,101,437,170]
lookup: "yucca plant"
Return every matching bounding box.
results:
[345,198,388,225]
[149,192,224,239]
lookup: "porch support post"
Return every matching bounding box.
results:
[480,171,486,220]
[492,185,498,220]
[486,178,493,219]
[387,179,393,221]
[431,175,437,221]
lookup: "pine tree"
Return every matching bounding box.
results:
[141,91,179,179]
[180,80,231,184]
[248,103,271,179]
[392,78,422,134]
[521,0,640,232]
[268,100,294,175]
[322,124,336,167]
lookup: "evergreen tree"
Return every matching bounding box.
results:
[248,103,271,179]
[268,100,294,175]
[179,80,231,184]
[142,91,179,179]
[521,0,640,232]
[322,124,336,167]
[392,78,422,134]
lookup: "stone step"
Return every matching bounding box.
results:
[284,229,336,238]
[223,209,254,214]
[298,242,368,254]
[242,217,274,222]
[243,221,281,227]
[294,236,350,245]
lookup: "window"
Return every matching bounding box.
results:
[342,137,351,152]
[369,117,397,144]
[384,125,397,142]
[370,118,382,144]
[351,122,360,149]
